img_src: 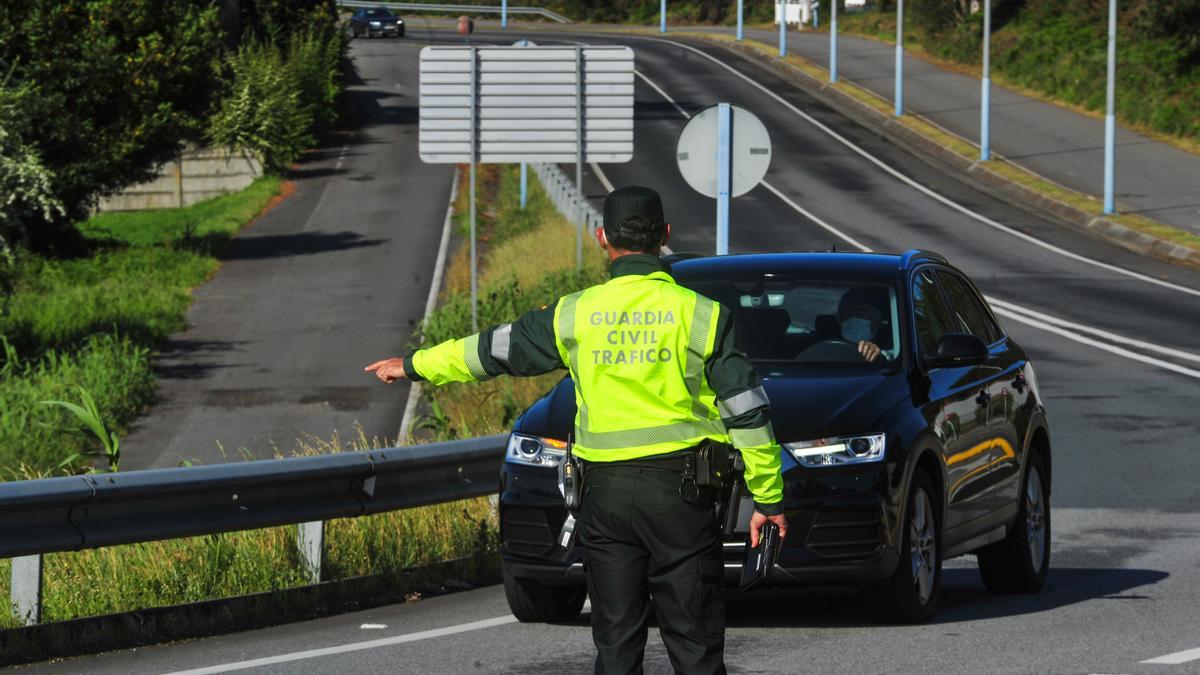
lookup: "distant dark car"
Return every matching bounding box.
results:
[348,7,404,38]
[499,250,1052,623]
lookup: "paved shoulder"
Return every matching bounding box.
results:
[122,40,453,468]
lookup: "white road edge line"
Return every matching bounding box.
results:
[1142,645,1200,665]
[987,297,1200,365]
[398,167,459,442]
[630,34,1200,300]
[162,614,518,675]
[991,306,1200,380]
[633,64,1200,381]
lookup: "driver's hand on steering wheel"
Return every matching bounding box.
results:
[858,340,881,362]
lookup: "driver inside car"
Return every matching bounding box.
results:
[837,286,887,362]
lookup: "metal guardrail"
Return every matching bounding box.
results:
[2,435,507,625]
[338,0,572,23]
[532,163,605,235]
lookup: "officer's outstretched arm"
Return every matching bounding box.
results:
[404,303,565,386]
[704,305,785,519]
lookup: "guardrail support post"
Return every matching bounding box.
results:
[297,521,324,584]
[11,554,43,626]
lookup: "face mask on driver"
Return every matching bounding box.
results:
[841,317,874,343]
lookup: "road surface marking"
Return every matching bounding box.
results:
[1142,646,1200,664]
[632,65,1200,381]
[398,166,459,442]
[630,34,1200,300]
[163,614,518,675]
[991,306,1200,380]
[987,297,1200,365]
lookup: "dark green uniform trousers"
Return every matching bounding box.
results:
[580,464,726,675]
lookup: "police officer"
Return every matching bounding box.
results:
[366,186,787,675]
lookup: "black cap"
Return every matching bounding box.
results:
[603,186,664,232]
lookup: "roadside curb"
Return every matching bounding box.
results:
[695,37,1200,271]
[0,554,499,668]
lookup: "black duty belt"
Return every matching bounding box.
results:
[583,451,697,474]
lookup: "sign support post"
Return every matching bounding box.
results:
[779,1,787,57]
[895,0,904,117]
[468,47,478,331]
[980,0,991,161]
[716,103,732,255]
[501,0,508,28]
[831,0,838,82]
[520,163,528,208]
[1104,0,1117,215]
[575,47,585,269]
[737,0,744,40]
[661,0,667,33]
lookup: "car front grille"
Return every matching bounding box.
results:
[806,506,883,560]
[502,505,565,558]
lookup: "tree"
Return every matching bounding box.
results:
[0,1,223,252]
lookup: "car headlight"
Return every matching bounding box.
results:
[369,20,381,26]
[784,433,886,467]
[506,433,566,468]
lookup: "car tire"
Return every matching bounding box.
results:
[502,564,586,623]
[977,451,1050,593]
[875,469,941,623]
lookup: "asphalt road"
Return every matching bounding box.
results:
[121,39,453,469]
[31,26,1200,674]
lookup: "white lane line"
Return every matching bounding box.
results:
[1142,645,1200,665]
[398,166,460,442]
[590,162,616,193]
[631,35,1200,300]
[163,614,518,675]
[992,306,1200,380]
[636,70,871,252]
[987,297,1200,365]
[632,65,1200,380]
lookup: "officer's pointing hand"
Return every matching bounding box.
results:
[749,510,788,548]
[365,357,408,384]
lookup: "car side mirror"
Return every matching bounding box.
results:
[926,333,988,369]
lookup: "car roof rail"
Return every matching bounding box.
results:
[899,249,948,269]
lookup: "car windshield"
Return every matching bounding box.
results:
[685,278,902,366]
[366,9,394,18]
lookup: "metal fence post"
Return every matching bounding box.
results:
[297,521,324,584]
[10,554,43,625]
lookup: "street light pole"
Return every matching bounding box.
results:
[661,0,667,33]
[895,0,904,116]
[501,0,507,29]
[980,0,991,160]
[1104,0,1117,215]
[737,0,744,41]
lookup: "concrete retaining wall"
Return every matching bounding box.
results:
[97,147,262,212]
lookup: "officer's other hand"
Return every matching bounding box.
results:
[749,511,788,548]
[365,357,407,384]
[858,340,881,362]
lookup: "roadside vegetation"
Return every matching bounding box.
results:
[0,0,345,478]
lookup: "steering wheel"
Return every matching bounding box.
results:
[794,338,863,362]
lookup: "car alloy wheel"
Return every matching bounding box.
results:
[910,488,936,605]
[977,451,1051,593]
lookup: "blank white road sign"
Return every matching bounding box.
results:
[675,104,772,199]
[419,46,635,164]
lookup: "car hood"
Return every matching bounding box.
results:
[512,366,910,444]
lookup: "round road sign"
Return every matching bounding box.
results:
[675,104,772,199]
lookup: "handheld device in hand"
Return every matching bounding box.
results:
[739,522,781,590]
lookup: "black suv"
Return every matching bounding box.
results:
[347,7,405,38]
[499,250,1052,623]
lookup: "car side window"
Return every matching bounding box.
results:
[912,270,957,356]
[936,271,1003,345]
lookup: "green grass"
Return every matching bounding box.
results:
[0,176,282,478]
